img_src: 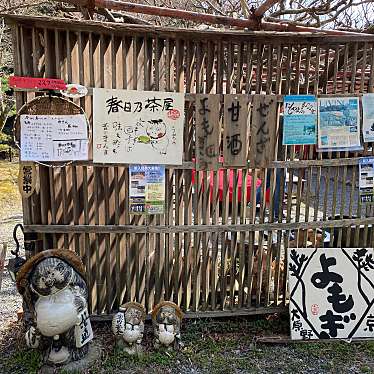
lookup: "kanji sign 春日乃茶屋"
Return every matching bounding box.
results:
[93,88,184,165]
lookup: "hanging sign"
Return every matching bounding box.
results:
[93,88,184,165]
[223,94,249,167]
[9,76,66,91]
[289,247,374,340]
[18,162,37,198]
[20,114,89,162]
[129,165,165,215]
[195,94,221,170]
[362,93,374,142]
[359,157,374,204]
[283,95,317,145]
[61,84,88,99]
[250,95,278,168]
[317,97,361,151]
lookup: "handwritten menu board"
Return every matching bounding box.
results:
[20,114,88,161]
[289,247,374,340]
[93,88,184,165]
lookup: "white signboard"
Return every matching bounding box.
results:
[20,114,88,161]
[362,93,374,142]
[93,88,184,165]
[288,247,374,340]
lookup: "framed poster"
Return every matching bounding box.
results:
[359,158,374,204]
[288,247,374,340]
[93,88,184,165]
[362,93,374,142]
[129,165,165,215]
[20,114,88,161]
[317,97,361,151]
[283,95,317,145]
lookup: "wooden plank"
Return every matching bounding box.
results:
[250,95,278,168]
[223,94,249,167]
[195,94,221,170]
[24,216,374,234]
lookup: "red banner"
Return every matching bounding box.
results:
[9,76,67,90]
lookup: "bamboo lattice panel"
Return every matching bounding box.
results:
[8,15,374,317]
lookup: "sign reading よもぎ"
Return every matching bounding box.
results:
[288,247,374,340]
[93,88,184,165]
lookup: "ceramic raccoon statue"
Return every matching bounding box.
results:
[16,249,93,365]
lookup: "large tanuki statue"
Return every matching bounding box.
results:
[16,249,93,365]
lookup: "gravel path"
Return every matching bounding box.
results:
[0,214,23,335]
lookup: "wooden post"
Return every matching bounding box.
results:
[0,243,7,291]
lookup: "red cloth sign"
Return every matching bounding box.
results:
[9,76,67,90]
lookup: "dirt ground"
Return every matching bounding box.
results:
[0,160,373,374]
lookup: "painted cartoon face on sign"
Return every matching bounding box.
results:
[146,119,166,139]
[146,119,169,155]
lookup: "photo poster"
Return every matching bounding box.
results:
[283,95,317,145]
[129,165,165,215]
[288,247,374,340]
[317,97,362,151]
[20,114,89,161]
[93,88,184,165]
[359,157,374,204]
[362,93,374,142]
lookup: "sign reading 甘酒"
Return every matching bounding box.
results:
[288,247,374,340]
[93,88,184,165]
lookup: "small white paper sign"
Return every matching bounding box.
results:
[74,308,93,348]
[20,114,88,161]
[93,88,184,165]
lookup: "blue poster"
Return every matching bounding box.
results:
[129,165,165,214]
[283,95,317,145]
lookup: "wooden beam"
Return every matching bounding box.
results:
[52,0,261,29]
[23,217,374,234]
[254,0,280,17]
[4,13,374,40]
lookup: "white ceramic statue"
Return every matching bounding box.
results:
[16,249,93,365]
[152,301,183,350]
[112,302,145,355]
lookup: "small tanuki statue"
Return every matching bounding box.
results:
[151,301,183,350]
[16,249,93,365]
[112,302,146,355]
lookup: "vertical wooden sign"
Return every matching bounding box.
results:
[18,162,37,198]
[250,95,278,168]
[223,94,249,167]
[195,94,221,170]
